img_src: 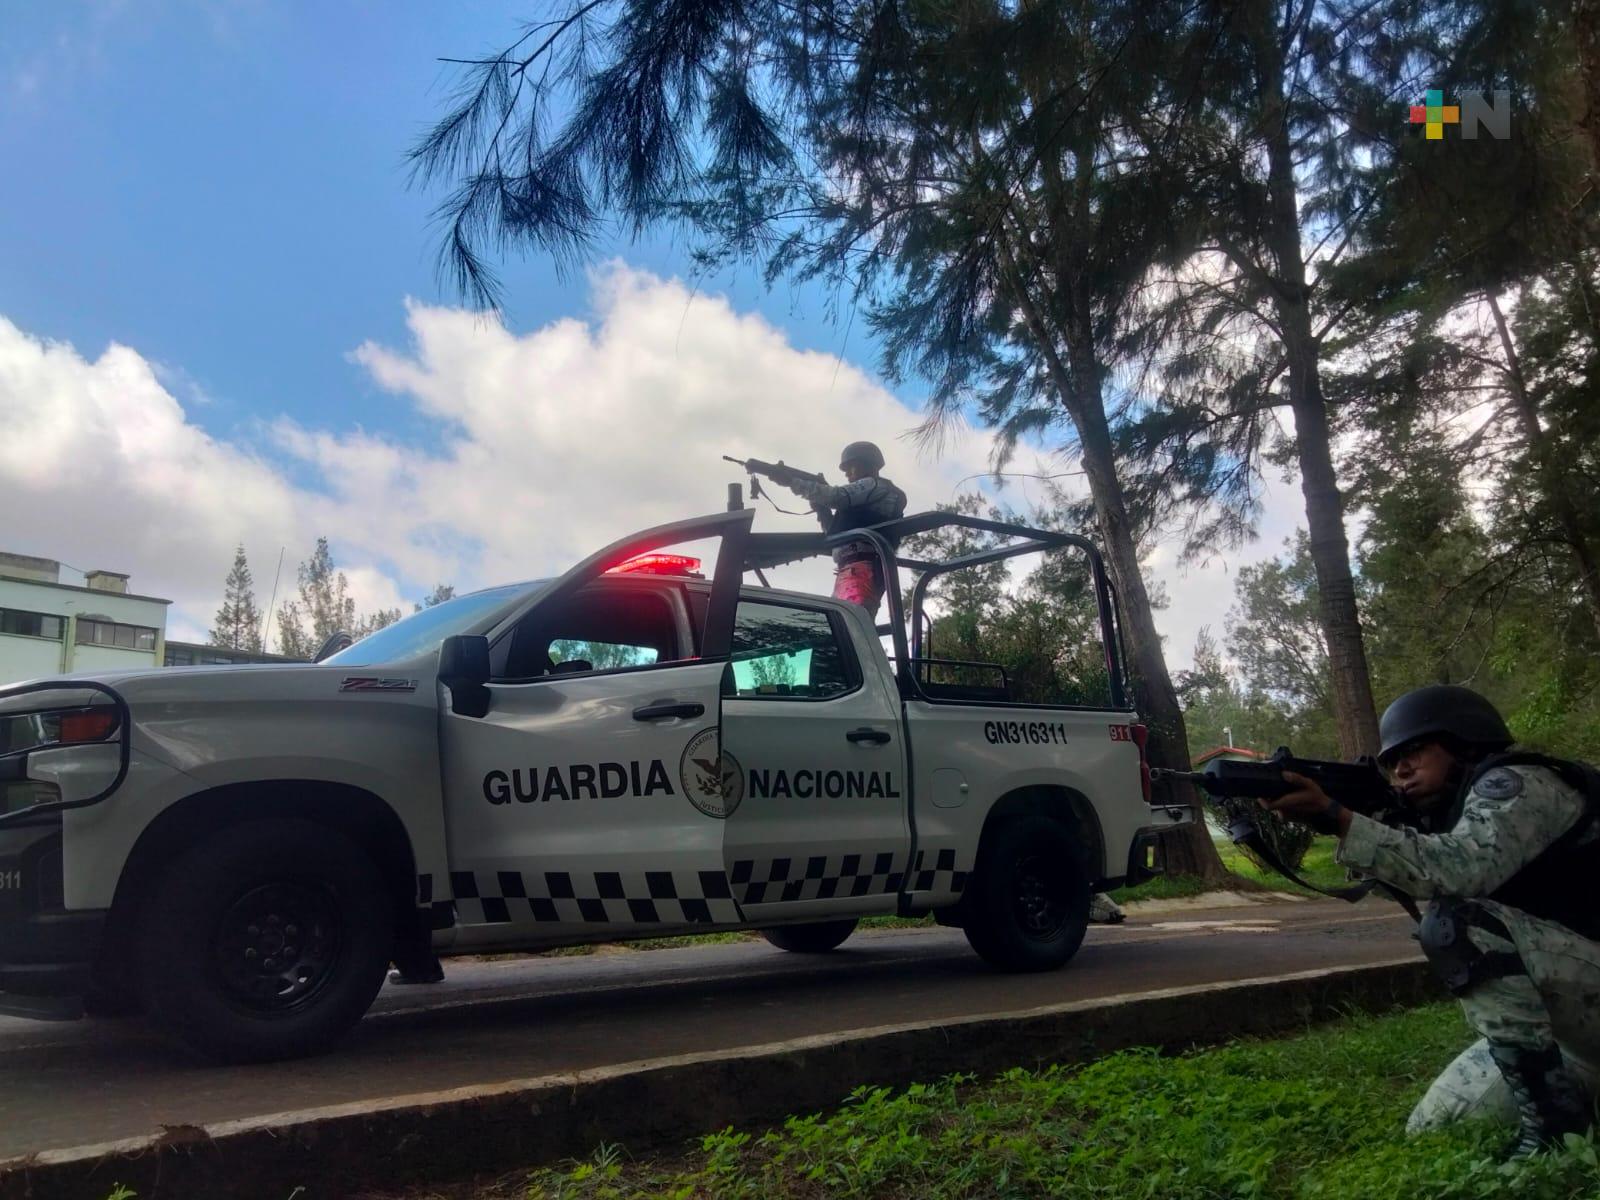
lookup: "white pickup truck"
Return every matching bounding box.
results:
[0,509,1188,1061]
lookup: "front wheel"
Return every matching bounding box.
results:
[963,816,1090,972]
[137,818,394,1063]
[762,918,859,953]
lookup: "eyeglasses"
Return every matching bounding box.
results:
[1379,738,1432,771]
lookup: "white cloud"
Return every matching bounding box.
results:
[0,262,1306,668]
[0,266,993,650]
[1144,472,1308,671]
[0,320,303,643]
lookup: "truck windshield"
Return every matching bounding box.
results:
[324,584,529,667]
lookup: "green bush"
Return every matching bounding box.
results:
[1210,803,1318,873]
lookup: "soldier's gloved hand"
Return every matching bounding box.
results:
[1261,771,1344,835]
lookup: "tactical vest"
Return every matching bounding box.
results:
[825,478,908,552]
[1441,753,1600,942]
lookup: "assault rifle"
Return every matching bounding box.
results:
[722,455,828,492]
[1152,748,1418,914]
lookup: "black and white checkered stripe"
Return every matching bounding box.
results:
[909,847,969,895]
[728,851,906,905]
[437,868,744,926]
[420,845,960,926]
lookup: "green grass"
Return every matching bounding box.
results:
[1111,834,1351,905]
[429,1004,1599,1200]
[1219,835,1349,891]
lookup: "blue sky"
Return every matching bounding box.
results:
[0,1,863,440]
[0,1,1297,660]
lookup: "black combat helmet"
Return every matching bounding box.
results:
[1378,685,1513,766]
[839,441,886,472]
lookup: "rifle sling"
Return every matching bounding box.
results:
[1227,819,1421,921]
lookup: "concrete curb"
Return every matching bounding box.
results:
[0,957,1436,1200]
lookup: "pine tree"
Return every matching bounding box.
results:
[208,545,263,652]
[415,584,456,612]
[275,539,403,657]
[412,0,1230,878]
[1328,0,1600,643]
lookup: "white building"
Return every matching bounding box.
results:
[0,551,171,684]
[0,551,296,686]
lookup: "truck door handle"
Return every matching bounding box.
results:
[632,701,705,721]
[846,727,892,745]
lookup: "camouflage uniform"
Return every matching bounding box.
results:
[789,475,907,618]
[1337,762,1600,1133]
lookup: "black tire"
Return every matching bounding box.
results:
[761,918,859,953]
[962,816,1090,972]
[136,818,394,1063]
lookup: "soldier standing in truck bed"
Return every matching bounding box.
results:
[781,441,908,619]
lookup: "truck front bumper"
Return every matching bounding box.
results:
[0,815,101,1019]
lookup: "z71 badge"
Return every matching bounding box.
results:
[680,727,744,819]
[339,677,418,693]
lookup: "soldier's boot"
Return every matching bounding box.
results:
[1488,1043,1592,1159]
[388,943,445,986]
[1088,893,1126,924]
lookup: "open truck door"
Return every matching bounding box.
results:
[435,510,753,942]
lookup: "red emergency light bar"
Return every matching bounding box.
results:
[606,553,703,576]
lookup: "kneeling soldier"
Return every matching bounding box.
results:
[1268,685,1600,1157]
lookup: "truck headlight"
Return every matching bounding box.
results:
[0,706,120,814]
[0,706,120,754]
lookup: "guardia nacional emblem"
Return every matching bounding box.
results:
[680,727,745,819]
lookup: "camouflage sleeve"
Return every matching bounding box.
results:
[1336,766,1586,899]
[788,477,869,508]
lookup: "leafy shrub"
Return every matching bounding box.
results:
[1209,800,1318,872]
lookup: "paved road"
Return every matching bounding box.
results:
[0,898,1418,1159]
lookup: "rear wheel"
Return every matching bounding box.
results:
[137,818,394,1062]
[761,918,859,953]
[963,816,1089,972]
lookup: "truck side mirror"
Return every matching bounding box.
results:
[438,635,491,718]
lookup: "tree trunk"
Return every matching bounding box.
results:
[1486,291,1600,640]
[1249,4,1382,759]
[1279,307,1382,758]
[1062,351,1225,880]
[1575,0,1600,175]
[986,78,1224,880]
[996,235,1223,879]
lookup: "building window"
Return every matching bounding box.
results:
[76,619,158,652]
[0,608,65,640]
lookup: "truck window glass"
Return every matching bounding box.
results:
[548,638,658,671]
[504,585,678,679]
[727,602,856,700]
[325,584,527,667]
